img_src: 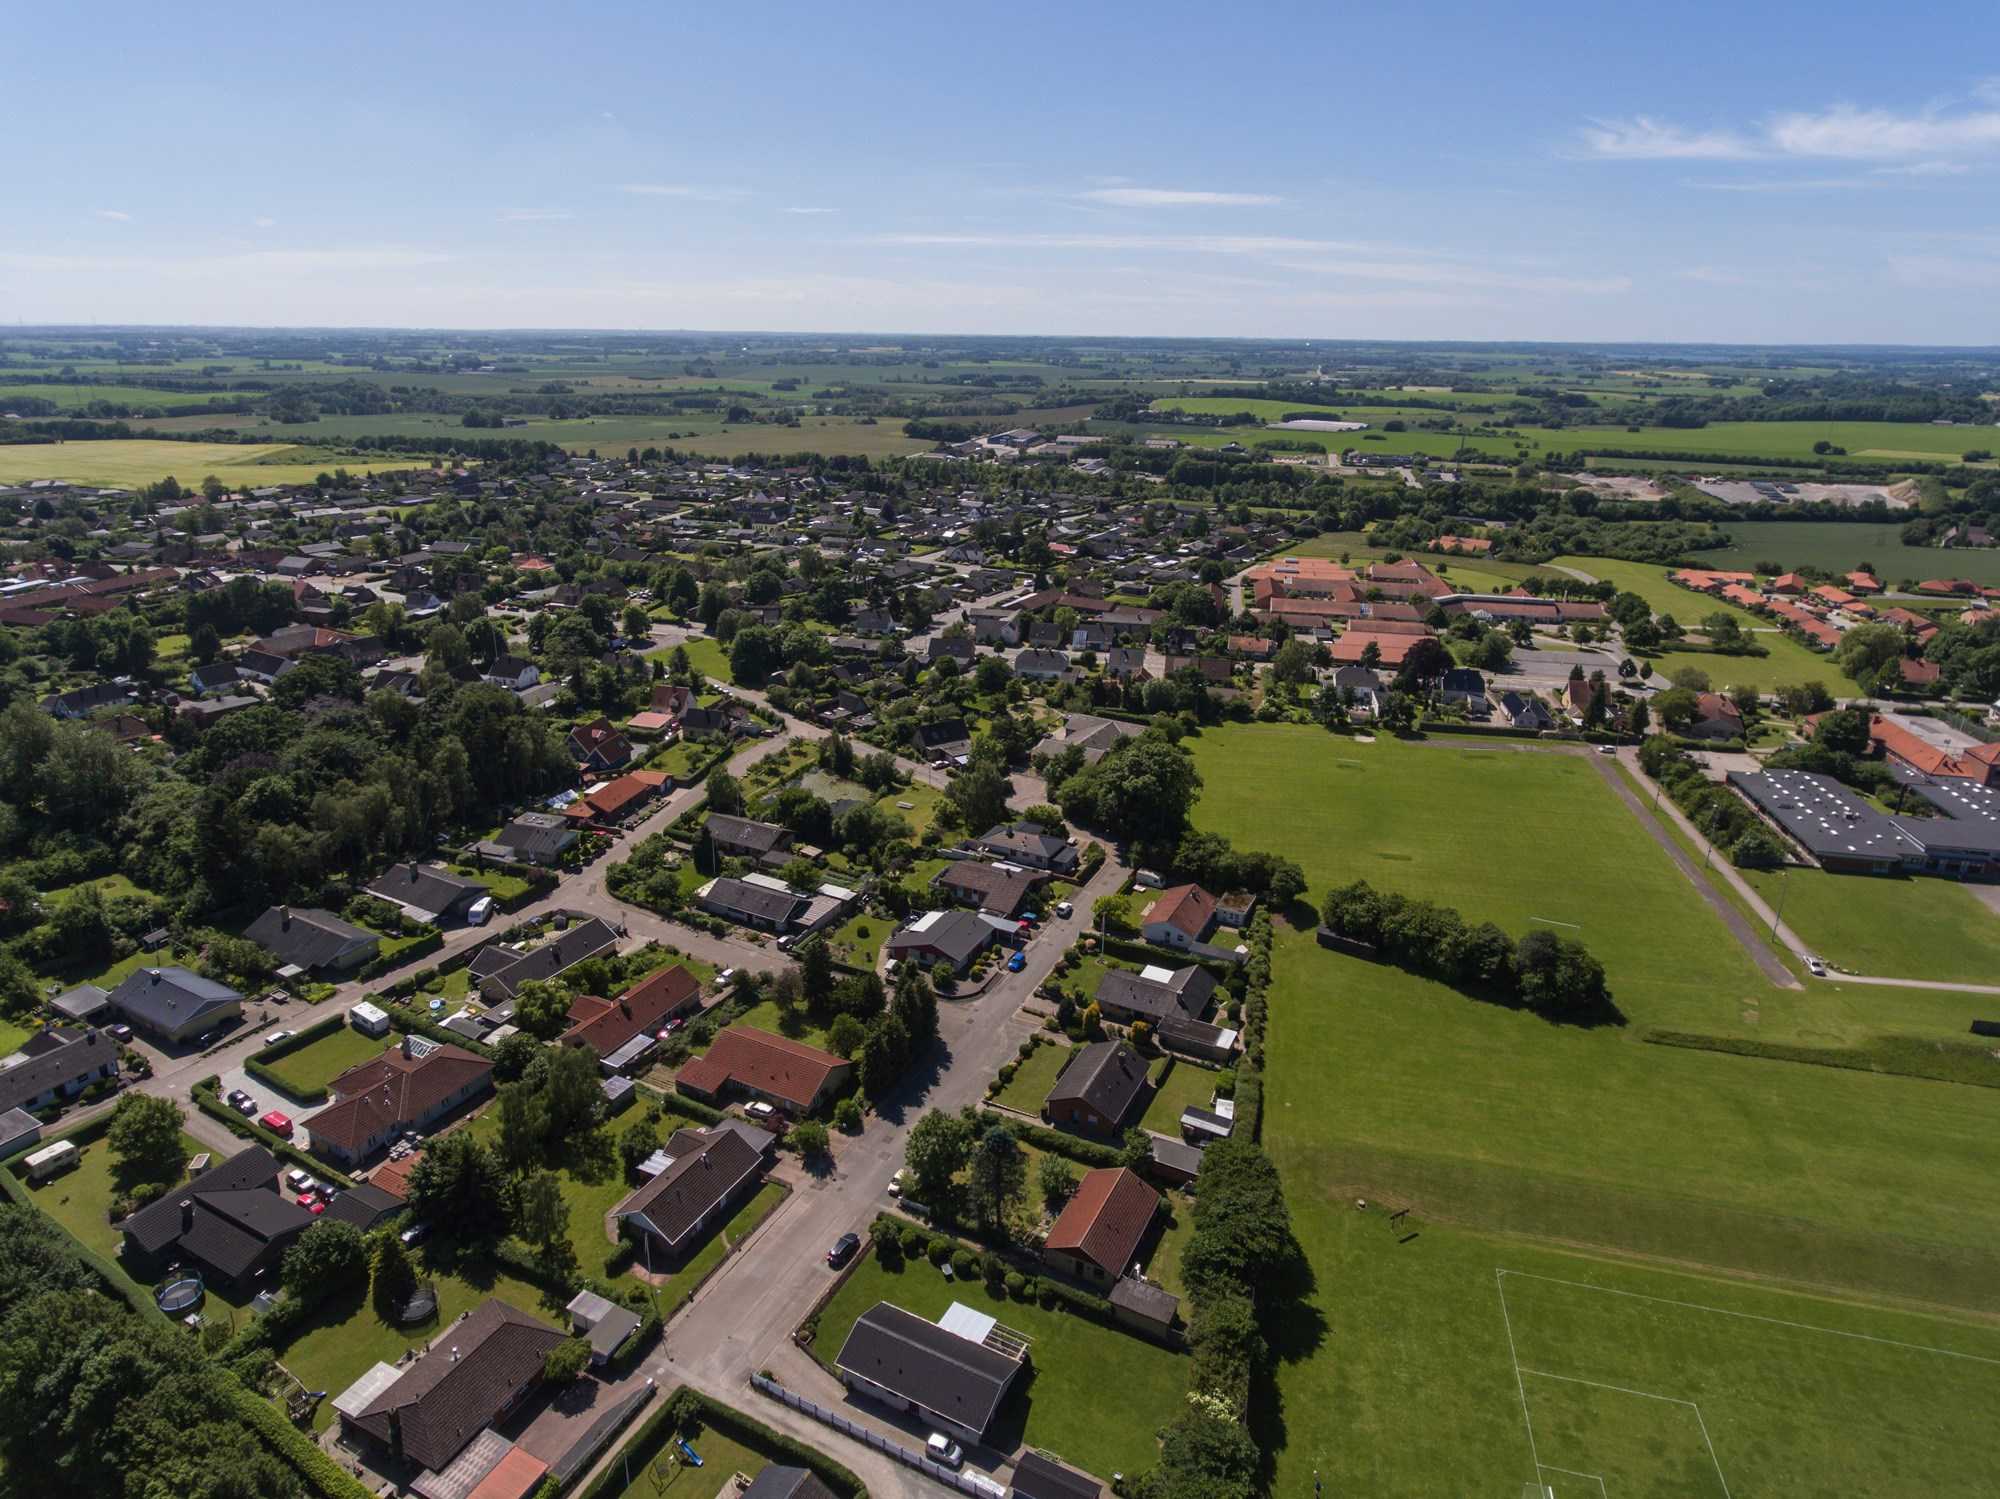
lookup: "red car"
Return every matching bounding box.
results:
[260,1111,293,1136]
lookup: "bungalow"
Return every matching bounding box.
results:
[471,917,619,1003]
[1030,713,1138,766]
[562,964,702,1059]
[1043,1039,1148,1136]
[698,875,807,933]
[366,863,488,925]
[1439,667,1488,714]
[674,1025,852,1116]
[1688,691,1745,741]
[706,813,794,862]
[913,719,974,763]
[107,966,243,1044]
[40,681,135,719]
[120,1145,313,1291]
[336,1298,565,1477]
[243,905,380,975]
[479,812,579,867]
[833,1302,1025,1446]
[609,1124,766,1264]
[885,908,1005,974]
[1139,884,1216,950]
[566,770,669,825]
[483,656,541,692]
[1093,964,1216,1027]
[1043,1166,1159,1286]
[0,1026,120,1118]
[305,1036,495,1168]
[970,824,1079,875]
[1014,648,1072,681]
[188,661,244,697]
[568,718,633,773]
[930,859,1048,919]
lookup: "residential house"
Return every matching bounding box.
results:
[609,1124,767,1263]
[1043,1166,1159,1286]
[674,1026,851,1116]
[1030,713,1138,766]
[483,656,541,692]
[566,770,670,825]
[567,718,633,773]
[706,813,795,863]
[930,860,1048,919]
[1043,1039,1148,1136]
[1497,691,1554,731]
[913,719,974,764]
[243,905,380,975]
[833,1302,1025,1446]
[884,908,1007,974]
[1688,691,1745,741]
[0,1026,120,1118]
[188,661,244,697]
[304,1036,495,1167]
[336,1298,565,1476]
[561,965,702,1058]
[107,966,243,1044]
[471,917,619,1003]
[119,1145,313,1291]
[1439,668,1488,715]
[743,1471,840,1499]
[970,824,1079,875]
[1104,647,1150,680]
[478,812,578,867]
[1093,964,1216,1027]
[697,875,807,933]
[1139,884,1216,951]
[40,681,135,719]
[366,863,488,925]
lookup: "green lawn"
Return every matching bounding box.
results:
[274,1254,555,1430]
[0,1017,31,1057]
[14,1128,209,1263]
[1740,866,2000,984]
[992,1040,1077,1114]
[879,782,946,839]
[1704,520,2000,589]
[649,635,730,682]
[0,439,424,489]
[1186,726,1777,1035]
[825,908,889,972]
[813,1247,1185,1477]
[647,1181,786,1303]
[1140,1192,1195,1300]
[1137,1058,1222,1136]
[593,1419,769,1499]
[717,1001,832,1056]
[450,863,535,903]
[261,1026,392,1099]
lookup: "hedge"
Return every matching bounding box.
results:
[583,1386,867,1499]
[1094,935,1236,981]
[356,928,445,982]
[243,1012,349,1103]
[636,1080,724,1126]
[974,1112,1122,1169]
[222,1377,375,1499]
[190,1078,356,1188]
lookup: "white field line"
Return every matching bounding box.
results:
[1527,916,1582,928]
[1692,1402,1735,1499]
[1518,1367,1696,1407]
[1496,1268,1544,1479]
[1539,1465,1609,1498]
[1497,1267,2000,1369]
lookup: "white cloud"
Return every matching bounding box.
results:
[871,231,1375,255]
[1877,159,1972,176]
[783,206,836,215]
[1578,117,1755,160]
[615,183,745,201]
[94,209,133,222]
[1768,103,2000,160]
[1276,255,1629,296]
[252,216,277,229]
[1683,176,1878,192]
[1675,266,1752,285]
[501,209,574,222]
[1077,187,1282,207]
[1888,254,2000,289]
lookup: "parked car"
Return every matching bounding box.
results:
[1007,952,1026,973]
[285,1169,317,1193]
[745,1101,777,1121]
[1055,902,1073,919]
[827,1232,861,1268]
[926,1434,963,1469]
[264,1030,294,1047]
[259,1111,293,1136]
[1803,954,1827,977]
[232,1094,257,1117]
[108,1023,133,1042]
[225,1088,250,1108]
[400,1221,431,1246]
[715,968,738,989]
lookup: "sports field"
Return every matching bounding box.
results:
[1704,521,2000,589]
[0,440,426,488]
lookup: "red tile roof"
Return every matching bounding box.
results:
[562,964,702,1056]
[309,1042,492,1157]
[1142,884,1215,941]
[674,1025,849,1113]
[1045,1167,1159,1278]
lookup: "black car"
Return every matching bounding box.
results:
[827,1232,861,1268]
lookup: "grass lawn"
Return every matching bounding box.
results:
[880,782,945,839]
[649,635,730,682]
[826,908,889,972]
[450,864,534,903]
[1705,520,2000,590]
[646,1181,786,1304]
[274,1253,555,1430]
[1140,1192,1195,1300]
[0,440,424,489]
[1137,1058,1222,1136]
[1739,865,2000,985]
[593,1419,768,1499]
[644,739,714,781]
[0,1017,31,1057]
[716,1000,832,1055]
[14,1128,209,1263]
[992,1040,1077,1113]
[812,1247,1185,1478]
[465,1112,632,1276]
[1186,726,1777,1035]
[261,1026,388,1099]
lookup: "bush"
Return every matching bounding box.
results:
[831,1096,863,1132]
[951,1248,978,1279]
[1005,1270,1028,1298]
[900,1226,927,1258]
[928,1236,954,1266]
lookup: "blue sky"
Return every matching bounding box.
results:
[8,1,1999,344]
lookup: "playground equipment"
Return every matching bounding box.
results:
[677,1438,703,1467]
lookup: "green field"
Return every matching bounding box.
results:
[992,1039,1077,1113]
[1740,866,2000,984]
[0,382,262,412]
[593,1417,769,1499]
[260,1025,388,1098]
[1137,1057,1222,1136]
[0,440,428,489]
[812,1246,1185,1477]
[1704,521,2000,588]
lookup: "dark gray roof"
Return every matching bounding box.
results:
[1011,1451,1103,1499]
[491,812,577,863]
[932,860,1045,915]
[612,1126,763,1248]
[120,1145,312,1281]
[243,906,378,970]
[834,1302,1021,1438]
[0,1027,118,1114]
[367,863,485,919]
[702,876,807,927]
[107,966,242,1034]
[1107,1276,1179,1326]
[476,918,619,1000]
[707,813,792,854]
[885,908,995,965]
[49,983,111,1021]
[742,1468,839,1499]
[1045,1040,1147,1125]
[322,1182,402,1231]
[1092,965,1215,1023]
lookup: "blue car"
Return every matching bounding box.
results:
[1007,952,1026,972]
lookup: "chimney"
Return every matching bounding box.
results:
[149,968,162,982]
[280,906,291,931]
[401,1033,416,1059]
[179,1199,194,1232]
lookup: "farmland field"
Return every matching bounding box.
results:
[0,382,259,411]
[1703,520,2000,588]
[0,439,427,488]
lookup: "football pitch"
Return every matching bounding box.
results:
[1494,1266,2000,1499]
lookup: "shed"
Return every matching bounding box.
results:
[0,1107,44,1160]
[1108,1277,1180,1338]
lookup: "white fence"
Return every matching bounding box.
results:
[748,1374,1005,1497]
